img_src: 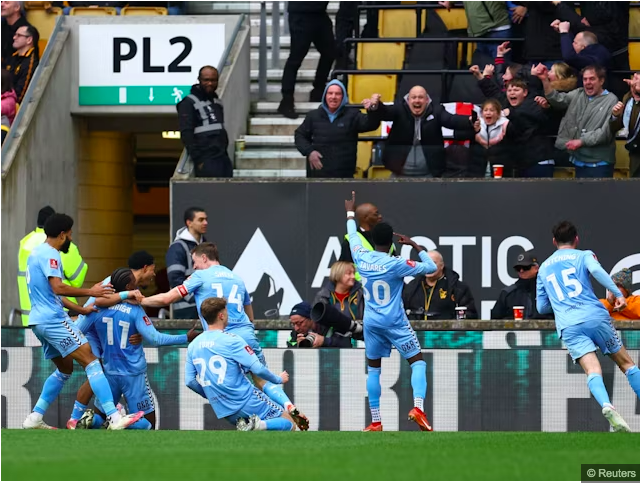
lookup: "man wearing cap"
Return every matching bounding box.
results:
[287,301,353,348]
[491,250,553,320]
[17,206,88,325]
[600,269,640,320]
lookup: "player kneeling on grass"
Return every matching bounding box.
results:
[185,297,297,431]
[75,267,201,430]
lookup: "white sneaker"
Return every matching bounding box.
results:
[602,405,631,432]
[236,414,260,431]
[22,413,56,430]
[107,411,144,431]
[116,403,127,417]
[77,409,95,430]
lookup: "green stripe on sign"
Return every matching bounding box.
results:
[79,86,192,106]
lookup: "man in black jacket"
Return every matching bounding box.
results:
[375,85,474,177]
[5,24,39,103]
[177,66,232,178]
[294,79,380,178]
[403,250,478,320]
[1,1,30,64]
[287,302,353,348]
[491,250,553,320]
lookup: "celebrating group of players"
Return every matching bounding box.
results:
[22,191,640,433]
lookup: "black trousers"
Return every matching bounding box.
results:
[608,50,631,100]
[282,13,336,97]
[193,154,233,178]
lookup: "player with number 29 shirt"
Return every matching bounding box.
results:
[345,191,438,432]
[536,221,640,432]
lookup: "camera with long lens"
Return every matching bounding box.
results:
[298,332,317,348]
[311,301,363,340]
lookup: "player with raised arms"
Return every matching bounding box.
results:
[345,191,438,431]
[536,221,640,432]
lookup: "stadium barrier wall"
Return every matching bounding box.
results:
[3,328,638,431]
[170,179,640,320]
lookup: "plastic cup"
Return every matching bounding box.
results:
[455,306,467,320]
[513,306,525,321]
[493,164,504,179]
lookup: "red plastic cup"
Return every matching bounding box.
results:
[513,306,525,321]
[493,164,504,179]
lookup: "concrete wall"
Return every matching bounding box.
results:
[1,28,81,324]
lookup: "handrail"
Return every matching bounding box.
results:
[1,15,65,176]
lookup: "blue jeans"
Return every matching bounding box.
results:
[520,163,554,178]
[574,164,614,178]
[475,28,512,61]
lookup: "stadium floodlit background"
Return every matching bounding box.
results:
[2,1,640,480]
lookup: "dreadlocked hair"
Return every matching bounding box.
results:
[110,267,135,292]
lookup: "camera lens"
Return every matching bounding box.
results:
[298,333,316,348]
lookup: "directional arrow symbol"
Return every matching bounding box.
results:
[149,87,154,102]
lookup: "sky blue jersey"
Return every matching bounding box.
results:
[26,243,66,325]
[536,248,623,336]
[77,303,188,376]
[76,275,111,344]
[185,330,281,418]
[181,265,253,331]
[347,219,437,328]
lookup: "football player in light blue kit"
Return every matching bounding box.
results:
[345,191,438,432]
[75,267,200,430]
[185,297,296,431]
[22,213,144,430]
[536,221,639,432]
[67,251,155,430]
[142,242,309,430]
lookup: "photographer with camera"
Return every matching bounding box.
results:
[287,302,353,348]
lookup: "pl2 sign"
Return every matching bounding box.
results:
[78,24,225,106]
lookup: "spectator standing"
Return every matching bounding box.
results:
[600,269,640,320]
[287,301,353,348]
[439,1,511,61]
[554,23,611,74]
[278,2,335,119]
[403,250,478,320]
[1,1,29,64]
[166,207,207,319]
[374,85,474,177]
[470,97,512,177]
[2,69,17,125]
[610,73,640,178]
[294,80,380,178]
[5,24,39,103]
[536,64,619,178]
[177,66,232,178]
[491,250,552,320]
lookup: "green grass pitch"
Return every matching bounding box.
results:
[2,430,638,480]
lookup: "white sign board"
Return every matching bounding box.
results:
[78,24,226,105]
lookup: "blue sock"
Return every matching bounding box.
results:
[85,360,117,417]
[410,360,428,400]
[127,418,152,430]
[262,382,292,409]
[90,413,105,429]
[265,417,294,431]
[625,365,640,398]
[587,373,611,407]
[367,366,382,422]
[33,370,71,415]
[70,400,87,421]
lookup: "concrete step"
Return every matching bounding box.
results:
[235,149,306,169]
[243,135,295,147]
[249,16,366,37]
[250,83,314,103]
[249,116,303,136]
[234,168,307,178]
[250,69,316,82]
[251,36,291,49]
[250,50,319,70]
[251,101,318,115]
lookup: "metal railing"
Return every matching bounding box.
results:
[258,1,287,100]
[1,15,65,176]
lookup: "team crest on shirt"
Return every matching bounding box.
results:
[177,285,188,297]
[439,288,447,299]
[49,259,58,269]
[143,316,152,326]
[406,260,416,267]
[244,345,255,355]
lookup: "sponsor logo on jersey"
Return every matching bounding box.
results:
[177,285,188,297]
[406,260,416,268]
[245,345,255,355]
[50,259,59,269]
[144,316,152,326]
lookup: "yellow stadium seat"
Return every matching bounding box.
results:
[357,42,405,70]
[615,139,630,173]
[26,7,61,50]
[434,8,467,31]
[629,42,640,71]
[631,7,640,37]
[348,75,396,106]
[553,167,575,179]
[121,6,168,16]
[70,6,117,15]
[25,2,52,9]
[378,9,426,38]
[354,141,373,178]
[369,166,392,179]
